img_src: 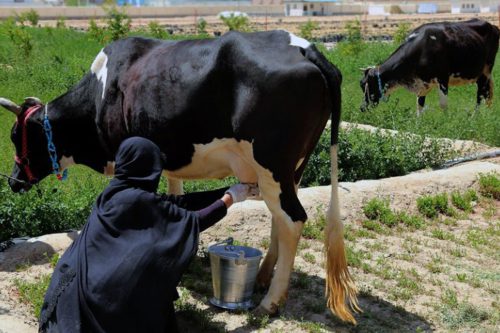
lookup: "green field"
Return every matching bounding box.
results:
[0,22,498,240]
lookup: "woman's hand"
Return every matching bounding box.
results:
[223,183,259,207]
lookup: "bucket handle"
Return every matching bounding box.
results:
[208,237,234,251]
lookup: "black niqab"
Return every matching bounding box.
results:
[40,137,200,333]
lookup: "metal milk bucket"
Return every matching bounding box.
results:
[208,237,262,310]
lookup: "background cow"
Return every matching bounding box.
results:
[360,19,499,114]
[1,31,360,323]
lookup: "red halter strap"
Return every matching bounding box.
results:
[14,105,42,184]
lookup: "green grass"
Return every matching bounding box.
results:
[14,274,51,318]
[478,172,500,200]
[438,289,491,330]
[417,193,455,219]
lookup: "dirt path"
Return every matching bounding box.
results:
[1,157,498,332]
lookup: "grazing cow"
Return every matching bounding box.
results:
[360,19,499,114]
[1,31,360,323]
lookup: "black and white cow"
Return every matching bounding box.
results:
[360,19,499,114]
[1,31,360,323]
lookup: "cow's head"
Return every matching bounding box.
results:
[359,67,383,111]
[1,97,54,192]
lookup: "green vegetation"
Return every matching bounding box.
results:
[451,189,477,212]
[298,19,319,40]
[0,20,497,242]
[417,193,455,218]
[219,13,250,32]
[14,275,51,317]
[478,172,500,199]
[438,289,491,330]
[148,21,169,39]
[393,22,411,45]
[362,197,424,230]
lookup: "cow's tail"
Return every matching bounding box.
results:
[304,45,360,324]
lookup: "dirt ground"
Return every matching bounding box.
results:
[1,151,498,332]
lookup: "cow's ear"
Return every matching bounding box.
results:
[0,97,21,116]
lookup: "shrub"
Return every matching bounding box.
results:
[417,193,455,218]
[396,212,424,229]
[337,20,364,56]
[88,19,105,43]
[148,21,169,39]
[56,16,66,29]
[105,6,131,41]
[301,127,455,187]
[197,18,208,35]
[478,172,500,199]
[451,190,475,212]
[219,13,249,32]
[393,22,411,45]
[299,19,318,40]
[16,9,39,27]
[6,23,33,57]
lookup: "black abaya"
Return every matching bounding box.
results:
[39,137,228,333]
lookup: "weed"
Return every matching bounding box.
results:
[14,274,51,317]
[363,197,397,227]
[6,23,34,57]
[17,9,40,27]
[259,238,270,250]
[105,6,131,41]
[56,16,66,29]
[451,190,475,212]
[397,211,425,229]
[148,21,169,39]
[298,19,318,40]
[361,219,384,233]
[426,255,444,274]
[438,292,491,329]
[298,320,329,333]
[346,247,368,268]
[197,18,208,35]
[431,228,455,241]
[49,252,60,268]
[291,269,311,290]
[219,13,249,32]
[393,22,411,45]
[303,252,316,264]
[88,19,105,43]
[302,214,326,240]
[176,302,225,332]
[478,172,500,199]
[246,311,270,329]
[417,193,455,218]
[449,246,466,258]
[338,20,364,56]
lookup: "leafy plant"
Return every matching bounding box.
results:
[299,19,318,40]
[14,275,51,317]
[6,23,34,57]
[478,172,500,199]
[197,18,208,35]
[393,22,411,45]
[56,16,66,29]
[148,21,169,39]
[337,19,364,56]
[16,9,40,27]
[417,193,455,218]
[105,6,131,41]
[219,13,249,32]
[88,19,106,43]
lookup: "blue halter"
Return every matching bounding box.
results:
[43,105,68,181]
[376,69,388,102]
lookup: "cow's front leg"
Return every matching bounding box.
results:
[167,178,184,195]
[438,80,449,109]
[416,95,426,115]
[256,216,279,290]
[254,171,305,314]
[476,74,493,107]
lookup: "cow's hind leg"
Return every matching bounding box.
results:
[438,80,449,109]
[254,167,305,314]
[477,74,494,107]
[416,95,426,116]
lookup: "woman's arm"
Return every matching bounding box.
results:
[160,188,229,210]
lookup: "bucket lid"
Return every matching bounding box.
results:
[208,238,262,260]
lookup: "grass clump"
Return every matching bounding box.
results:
[14,274,51,317]
[396,211,425,229]
[478,172,500,200]
[451,189,477,212]
[246,311,270,329]
[438,289,491,329]
[417,193,455,218]
[302,213,326,240]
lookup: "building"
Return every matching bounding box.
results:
[284,0,341,16]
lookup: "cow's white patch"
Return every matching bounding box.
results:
[165,138,259,183]
[91,49,109,100]
[407,33,418,40]
[438,88,448,109]
[104,161,115,176]
[59,156,75,171]
[430,35,437,40]
[288,32,311,49]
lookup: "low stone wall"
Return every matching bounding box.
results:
[0,5,284,19]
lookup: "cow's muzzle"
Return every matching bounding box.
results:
[8,176,32,193]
